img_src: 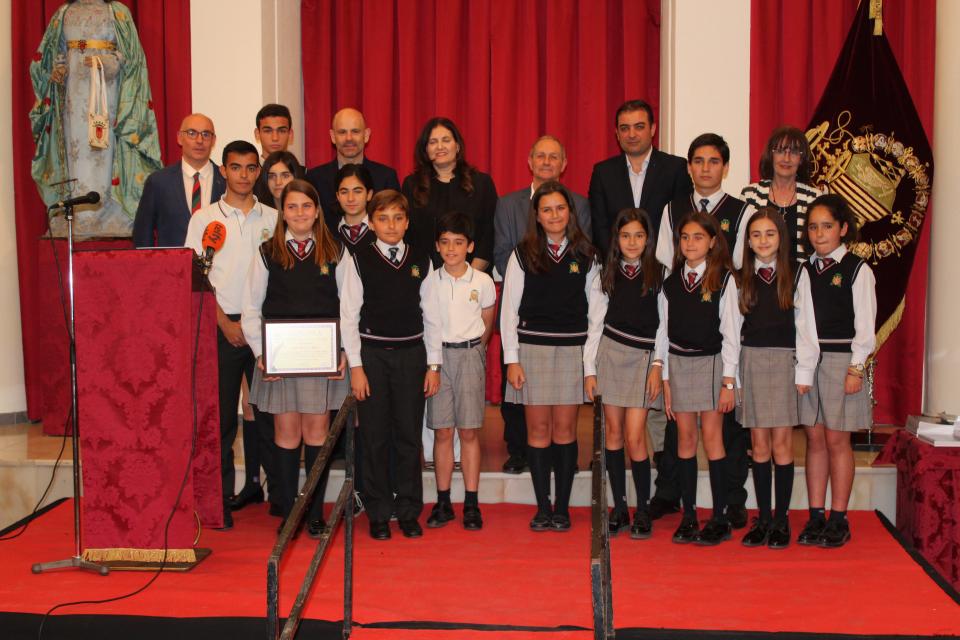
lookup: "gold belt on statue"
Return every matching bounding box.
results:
[66,39,116,52]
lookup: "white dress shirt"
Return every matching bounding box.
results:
[500,238,601,364]
[240,230,348,358]
[181,159,215,212]
[657,259,740,380]
[794,245,877,383]
[626,152,651,208]
[421,264,497,343]
[339,239,442,368]
[185,197,278,314]
[583,261,668,377]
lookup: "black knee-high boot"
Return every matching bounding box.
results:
[605,448,627,513]
[303,444,331,524]
[276,445,301,519]
[553,442,578,516]
[527,445,552,513]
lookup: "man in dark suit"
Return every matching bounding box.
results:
[492,135,591,474]
[133,113,225,247]
[305,107,401,235]
[588,99,692,255]
[587,100,692,522]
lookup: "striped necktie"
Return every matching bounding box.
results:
[699,198,709,213]
[191,172,201,214]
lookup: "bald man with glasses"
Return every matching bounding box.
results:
[133,113,226,247]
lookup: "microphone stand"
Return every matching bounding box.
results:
[32,202,109,576]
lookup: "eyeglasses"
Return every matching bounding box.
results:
[773,147,803,158]
[181,129,215,141]
[268,171,293,182]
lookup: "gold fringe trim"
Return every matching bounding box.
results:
[872,295,905,361]
[82,548,197,564]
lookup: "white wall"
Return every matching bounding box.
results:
[660,0,752,193]
[0,0,28,413]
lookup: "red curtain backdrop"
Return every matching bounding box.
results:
[749,0,935,425]
[301,0,661,199]
[11,0,192,420]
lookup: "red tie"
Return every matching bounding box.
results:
[294,239,309,257]
[624,264,637,277]
[548,242,560,257]
[348,224,363,242]
[819,257,835,269]
[190,172,201,214]
[758,266,774,282]
[687,271,698,287]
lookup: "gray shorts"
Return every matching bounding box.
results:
[427,344,486,429]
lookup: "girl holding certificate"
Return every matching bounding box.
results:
[241,179,348,536]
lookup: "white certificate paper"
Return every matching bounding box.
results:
[263,319,339,377]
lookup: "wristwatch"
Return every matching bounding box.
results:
[428,364,441,372]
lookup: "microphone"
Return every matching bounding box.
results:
[200,221,227,275]
[47,191,101,211]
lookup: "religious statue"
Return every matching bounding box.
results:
[29,0,162,238]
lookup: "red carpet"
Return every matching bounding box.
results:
[1,499,958,639]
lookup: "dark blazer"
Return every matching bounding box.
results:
[304,157,401,236]
[493,186,592,276]
[587,148,692,256]
[133,161,226,247]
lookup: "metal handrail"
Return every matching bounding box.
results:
[590,395,614,639]
[267,395,358,640]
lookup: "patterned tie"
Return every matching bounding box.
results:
[699,198,709,213]
[687,271,698,287]
[191,172,201,214]
[293,239,309,258]
[389,246,400,265]
[758,266,775,282]
[818,257,835,271]
[624,264,637,277]
[548,242,560,257]
[348,224,363,242]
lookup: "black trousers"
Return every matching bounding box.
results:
[723,412,749,507]
[217,325,255,507]
[357,343,426,524]
[499,357,527,457]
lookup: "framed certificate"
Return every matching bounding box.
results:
[262,318,340,377]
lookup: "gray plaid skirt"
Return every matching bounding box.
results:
[799,351,872,431]
[738,346,799,428]
[667,353,724,413]
[250,366,349,415]
[505,343,585,406]
[596,336,663,410]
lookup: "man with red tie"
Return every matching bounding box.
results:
[133,114,226,247]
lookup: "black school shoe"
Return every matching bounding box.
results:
[672,515,699,544]
[229,483,265,511]
[462,504,483,530]
[502,454,528,474]
[726,504,748,530]
[741,518,770,547]
[426,502,455,528]
[550,512,571,532]
[307,518,327,539]
[608,508,630,536]
[530,509,552,531]
[399,519,423,538]
[369,521,391,540]
[767,518,791,549]
[818,519,851,548]
[630,509,653,540]
[694,517,732,546]
[797,517,826,545]
[649,497,681,520]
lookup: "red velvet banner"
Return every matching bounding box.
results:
[749,0,935,425]
[75,248,222,549]
[12,1,193,421]
[301,0,661,198]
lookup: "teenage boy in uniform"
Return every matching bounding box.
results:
[422,212,496,530]
[340,190,442,540]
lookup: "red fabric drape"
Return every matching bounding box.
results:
[301,0,661,199]
[749,0,935,425]
[11,1,192,420]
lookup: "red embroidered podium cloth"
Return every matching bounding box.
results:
[73,248,222,559]
[875,429,960,590]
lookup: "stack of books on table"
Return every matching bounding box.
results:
[905,415,960,447]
